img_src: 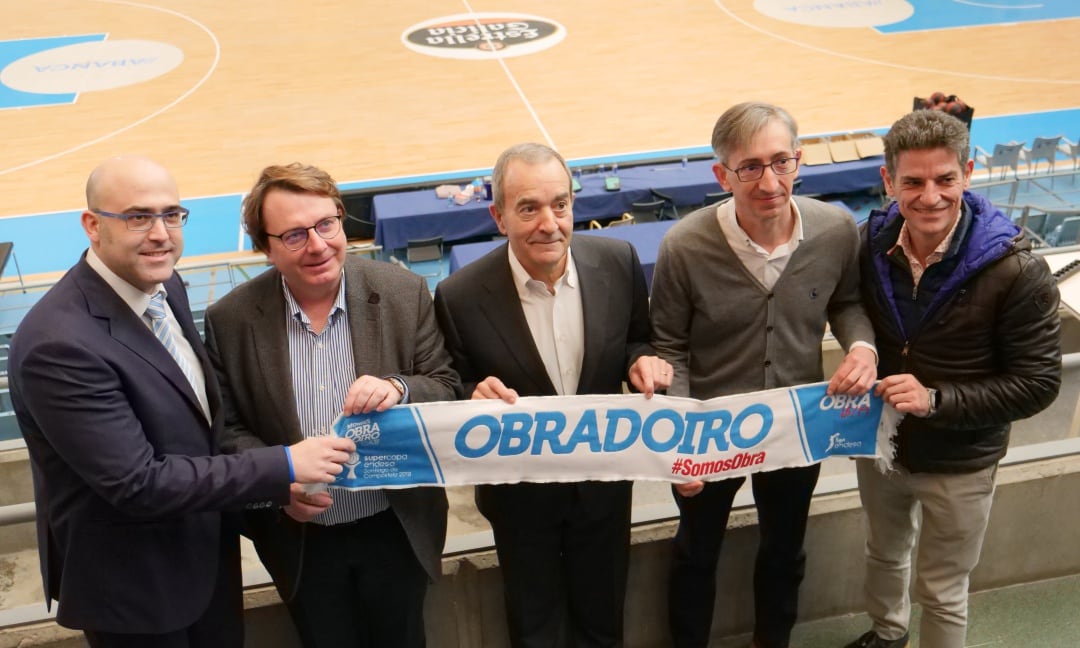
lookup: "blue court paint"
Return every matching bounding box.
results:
[0,35,105,109]
[0,194,246,278]
[876,0,1080,34]
[182,194,248,256]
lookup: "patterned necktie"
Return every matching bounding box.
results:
[145,291,199,392]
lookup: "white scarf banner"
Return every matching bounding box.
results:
[328,382,899,489]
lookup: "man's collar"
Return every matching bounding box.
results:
[85,247,164,316]
[507,244,577,294]
[281,271,346,324]
[718,198,804,251]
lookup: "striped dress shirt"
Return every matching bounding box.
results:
[282,276,389,525]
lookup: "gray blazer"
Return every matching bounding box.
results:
[204,256,461,585]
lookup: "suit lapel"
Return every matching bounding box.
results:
[343,259,382,378]
[477,252,556,395]
[78,262,206,418]
[247,270,304,442]
[572,241,611,394]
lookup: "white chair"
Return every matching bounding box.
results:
[1059,137,1079,171]
[974,142,1022,181]
[1020,136,1063,177]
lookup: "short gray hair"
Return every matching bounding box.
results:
[491,143,572,212]
[882,110,970,180]
[711,101,799,164]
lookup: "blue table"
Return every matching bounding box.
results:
[373,174,651,250]
[612,156,885,207]
[447,220,677,292]
[374,156,884,251]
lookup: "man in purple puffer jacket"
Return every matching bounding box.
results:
[847,110,1061,648]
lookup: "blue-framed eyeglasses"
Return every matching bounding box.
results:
[722,153,801,182]
[266,215,342,250]
[92,207,189,231]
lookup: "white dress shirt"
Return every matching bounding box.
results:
[716,199,804,291]
[507,246,585,395]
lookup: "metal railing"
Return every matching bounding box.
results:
[0,243,381,336]
[0,243,382,441]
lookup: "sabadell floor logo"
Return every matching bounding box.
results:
[402,13,566,60]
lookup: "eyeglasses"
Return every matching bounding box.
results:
[92,207,189,231]
[722,154,801,182]
[266,216,342,250]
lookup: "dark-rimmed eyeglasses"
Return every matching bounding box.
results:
[266,216,342,250]
[92,208,189,231]
[722,154,801,182]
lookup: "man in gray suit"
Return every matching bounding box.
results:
[204,163,461,648]
[434,142,672,647]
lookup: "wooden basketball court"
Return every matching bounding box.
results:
[1,0,1077,219]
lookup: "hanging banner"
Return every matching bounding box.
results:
[327,383,898,489]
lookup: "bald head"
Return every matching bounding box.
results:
[81,155,185,293]
[86,156,178,211]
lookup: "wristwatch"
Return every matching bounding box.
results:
[926,388,940,417]
[386,375,407,398]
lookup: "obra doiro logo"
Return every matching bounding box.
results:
[819,393,873,418]
[343,419,381,446]
[402,13,566,60]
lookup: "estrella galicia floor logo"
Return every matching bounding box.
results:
[0,35,183,110]
[402,13,566,60]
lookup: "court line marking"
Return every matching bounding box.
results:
[460,0,557,150]
[713,0,1078,85]
[0,0,221,178]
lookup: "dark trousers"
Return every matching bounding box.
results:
[667,464,820,648]
[84,531,244,648]
[286,509,429,648]
[482,481,632,648]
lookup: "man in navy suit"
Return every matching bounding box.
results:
[9,155,354,648]
[434,142,672,647]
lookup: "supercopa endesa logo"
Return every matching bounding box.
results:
[402,13,566,60]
